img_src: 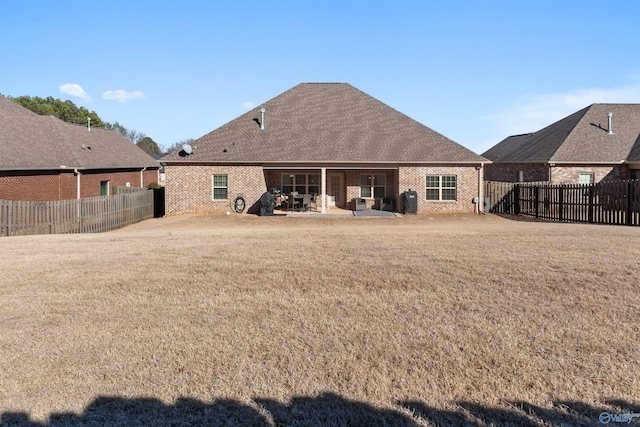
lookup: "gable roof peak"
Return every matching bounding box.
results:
[484,103,640,163]
[164,82,487,164]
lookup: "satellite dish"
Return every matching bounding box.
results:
[182,144,193,155]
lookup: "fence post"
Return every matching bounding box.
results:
[514,184,520,215]
[558,185,564,222]
[588,184,594,224]
[77,199,83,233]
[626,180,633,226]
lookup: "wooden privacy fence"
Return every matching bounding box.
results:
[485,180,640,226]
[0,188,154,237]
[484,181,549,214]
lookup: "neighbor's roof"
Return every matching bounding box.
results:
[625,133,640,163]
[482,103,640,164]
[0,95,159,170]
[163,83,488,164]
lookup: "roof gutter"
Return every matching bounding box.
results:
[547,160,626,165]
[162,159,491,165]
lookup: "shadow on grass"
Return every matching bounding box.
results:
[2,393,639,426]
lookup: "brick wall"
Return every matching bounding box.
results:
[484,163,549,182]
[165,164,266,215]
[0,171,76,201]
[397,165,483,214]
[551,164,628,184]
[166,164,483,215]
[484,163,631,184]
[80,169,158,197]
[0,169,158,201]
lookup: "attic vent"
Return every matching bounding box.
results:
[607,112,614,135]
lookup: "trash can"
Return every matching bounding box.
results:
[403,190,418,214]
[259,192,275,216]
[351,198,366,211]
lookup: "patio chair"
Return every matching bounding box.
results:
[309,193,318,211]
[301,194,312,211]
[287,192,299,211]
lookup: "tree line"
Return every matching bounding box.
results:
[6,95,167,155]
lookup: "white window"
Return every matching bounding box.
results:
[212,174,228,200]
[579,173,594,185]
[282,174,319,194]
[426,175,457,201]
[360,174,385,198]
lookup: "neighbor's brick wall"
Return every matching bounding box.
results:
[551,165,628,184]
[397,165,482,214]
[0,171,76,201]
[484,163,549,182]
[165,164,266,215]
[80,169,158,198]
[0,169,159,202]
[484,163,631,184]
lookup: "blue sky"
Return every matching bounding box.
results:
[1,0,639,154]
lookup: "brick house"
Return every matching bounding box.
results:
[483,104,640,184]
[0,95,160,201]
[162,83,489,215]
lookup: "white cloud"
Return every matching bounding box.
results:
[59,83,92,101]
[478,83,640,152]
[242,101,255,110]
[102,89,146,103]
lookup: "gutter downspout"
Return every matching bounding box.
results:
[74,168,81,226]
[74,169,80,199]
[477,164,483,214]
[140,167,147,187]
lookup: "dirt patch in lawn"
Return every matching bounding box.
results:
[1,214,639,425]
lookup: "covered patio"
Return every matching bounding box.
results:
[263,166,400,214]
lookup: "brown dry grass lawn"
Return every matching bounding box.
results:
[1,214,639,426]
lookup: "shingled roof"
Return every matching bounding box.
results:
[163,83,487,164]
[0,96,159,171]
[483,104,640,164]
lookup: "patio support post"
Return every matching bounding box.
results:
[321,167,327,213]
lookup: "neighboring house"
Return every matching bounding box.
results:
[0,95,160,201]
[162,83,489,215]
[483,104,640,184]
[150,153,167,186]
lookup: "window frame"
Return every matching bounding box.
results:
[212,174,228,201]
[579,173,594,185]
[425,174,457,201]
[100,180,109,197]
[360,174,386,199]
[281,173,320,195]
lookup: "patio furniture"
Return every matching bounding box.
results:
[301,194,312,211]
[378,197,395,212]
[287,192,300,211]
[351,197,366,211]
[309,193,318,211]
